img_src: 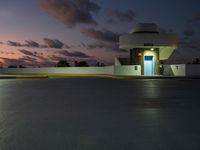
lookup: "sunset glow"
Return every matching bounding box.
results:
[0,0,200,67]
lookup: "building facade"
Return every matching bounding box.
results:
[119,23,178,76]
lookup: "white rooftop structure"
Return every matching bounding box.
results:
[120,23,178,60]
[130,23,160,34]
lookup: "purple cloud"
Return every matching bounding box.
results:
[56,50,91,58]
[81,28,120,43]
[25,40,40,48]
[107,9,136,23]
[43,38,64,49]
[39,0,100,27]
[7,41,23,47]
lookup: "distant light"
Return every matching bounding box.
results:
[151,48,154,51]
[138,53,142,56]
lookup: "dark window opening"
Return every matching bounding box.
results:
[134,66,138,70]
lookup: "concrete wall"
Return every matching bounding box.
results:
[114,65,141,76]
[163,64,186,76]
[186,64,200,76]
[3,65,200,77]
[119,33,178,60]
[120,33,178,49]
[114,58,122,66]
[0,66,114,75]
[0,65,142,76]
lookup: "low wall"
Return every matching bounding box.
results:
[0,66,114,75]
[186,64,200,76]
[163,64,186,76]
[0,65,142,76]
[114,65,141,76]
[4,65,199,77]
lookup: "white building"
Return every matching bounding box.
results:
[117,23,178,76]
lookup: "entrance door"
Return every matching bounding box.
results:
[144,56,154,76]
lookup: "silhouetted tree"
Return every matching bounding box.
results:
[57,60,70,67]
[192,58,200,64]
[95,62,105,67]
[74,61,79,67]
[8,65,17,68]
[74,61,89,67]
[95,62,100,66]
[19,65,26,68]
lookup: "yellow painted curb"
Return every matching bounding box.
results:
[12,74,126,79]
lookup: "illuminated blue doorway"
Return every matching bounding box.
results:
[144,56,154,76]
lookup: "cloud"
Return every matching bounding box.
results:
[6,38,70,49]
[7,41,23,47]
[43,38,64,49]
[107,43,128,53]
[78,28,127,53]
[49,55,67,61]
[40,45,48,48]
[107,9,136,23]
[19,49,36,56]
[7,40,41,48]
[57,50,91,58]
[81,28,120,43]
[0,51,15,55]
[25,40,40,48]
[0,56,38,66]
[65,44,71,49]
[85,42,127,53]
[188,12,200,23]
[0,56,56,67]
[86,43,105,49]
[19,49,48,61]
[80,42,87,48]
[6,38,68,49]
[39,0,100,27]
[179,38,200,51]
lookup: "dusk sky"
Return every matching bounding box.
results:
[0,0,200,67]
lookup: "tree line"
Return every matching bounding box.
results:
[56,60,105,67]
[187,58,200,64]
[0,60,105,68]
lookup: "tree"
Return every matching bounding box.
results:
[74,61,79,67]
[19,65,26,68]
[95,61,105,67]
[192,58,200,64]
[74,61,89,67]
[8,65,17,68]
[95,62,100,66]
[56,60,70,67]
